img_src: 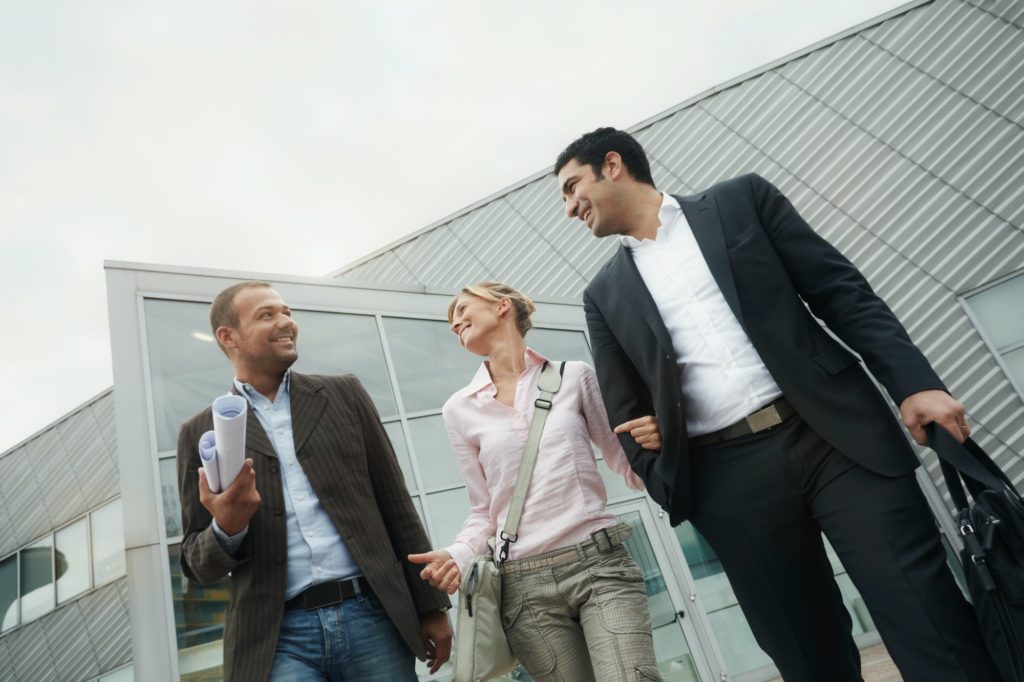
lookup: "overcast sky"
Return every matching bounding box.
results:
[1,0,909,453]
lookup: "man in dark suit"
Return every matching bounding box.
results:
[177,281,451,682]
[554,128,1001,681]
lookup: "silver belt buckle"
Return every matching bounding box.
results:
[745,404,783,433]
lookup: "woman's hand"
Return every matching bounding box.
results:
[614,415,662,451]
[408,550,462,595]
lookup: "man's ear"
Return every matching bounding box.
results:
[603,151,624,180]
[215,326,237,352]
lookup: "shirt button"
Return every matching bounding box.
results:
[297,494,305,500]
[277,429,284,434]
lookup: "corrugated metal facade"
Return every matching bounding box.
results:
[0,392,131,681]
[335,0,1024,500]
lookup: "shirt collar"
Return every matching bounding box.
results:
[619,192,681,248]
[466,347,548,397]
[234,369,291,404]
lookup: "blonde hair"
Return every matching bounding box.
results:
[448,281,536,337]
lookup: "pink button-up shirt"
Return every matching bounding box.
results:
[441,348,644,572]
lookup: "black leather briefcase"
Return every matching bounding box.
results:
[927,424,1024,682]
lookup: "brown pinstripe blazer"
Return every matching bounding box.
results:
[177,372,449,682]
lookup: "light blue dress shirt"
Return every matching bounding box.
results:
[212,371,362,600]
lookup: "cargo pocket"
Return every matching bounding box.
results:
[501,597,556,676]
[589,551,652,635]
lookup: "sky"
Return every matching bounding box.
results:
[0,0,910,453]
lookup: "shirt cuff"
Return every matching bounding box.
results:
[211,518,249,557]
[445,542,478,576]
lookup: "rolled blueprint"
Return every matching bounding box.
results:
[198,430,222,493]
[211,394,248,492]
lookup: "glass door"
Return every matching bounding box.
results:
[608,500,719,682]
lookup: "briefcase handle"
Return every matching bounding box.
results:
[925,423,1021,514]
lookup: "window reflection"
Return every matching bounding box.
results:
[56,519,90,603]
[160,457,183,538]
[424,487,471,549]
[91,500,127,585]
[167,544,228,650]
[290,310,397,418]
[383,421,417,492]
[526,328,592,363]
[20,537,54,622]
[383,317,480,414]
[1,554,17,632]
[408,415,463,491]
[144,299,234,453]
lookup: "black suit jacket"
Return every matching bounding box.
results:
[177,372,449,682]
[584,173,945,525]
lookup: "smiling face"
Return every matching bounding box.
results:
[557,155,628,238]
[448,293,511,356]
[217,286,299,377]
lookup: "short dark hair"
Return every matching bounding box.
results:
[210,280,272,354]
[554,127,655,187]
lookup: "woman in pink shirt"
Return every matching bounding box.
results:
[409,281,663,681]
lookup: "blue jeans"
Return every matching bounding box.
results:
[269,593,416,681]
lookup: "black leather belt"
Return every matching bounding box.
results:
[688,397,796,448]
[284,577,371,611]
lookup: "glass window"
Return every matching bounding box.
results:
[91,500,127,585]
[383,317,480,413]
[965,272,1024,393]
[160,457,183,538]
[20,537,54,621]
[424,487,471,549]
[290,310,397,418]
[1,554,17,632]
[408,415,464,490]
[56,519,90,603]
[144,299,234,453]
[383,421,417,492]
[167,544,228,650]
[527,328,592,363]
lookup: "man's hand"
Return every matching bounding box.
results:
[408,550,461,595]
[899,390,971,445]
[615,415,662,450]
[198,457,261,535]
[418,610,453,674]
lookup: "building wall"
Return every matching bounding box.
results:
[0,393,132,681]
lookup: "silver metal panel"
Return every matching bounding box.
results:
[389,224,493,292]
[58,406,120,510]
[42,602,101,681]
[339,249,423,288]
[90,391,120,459]
[502,180,617,285]
[0,446,51,547]
[24,426,87,531]
[0,638,13,681]
[78,580,133,673]
[447,198,586,299]
[5,621,59,682]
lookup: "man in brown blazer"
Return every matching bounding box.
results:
[177,280,451,681]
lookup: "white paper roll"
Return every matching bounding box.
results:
[198,430,222,493]
[212,394,248,492]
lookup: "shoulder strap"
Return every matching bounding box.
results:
[498,361,565,563]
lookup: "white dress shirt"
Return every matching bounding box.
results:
[621,193,783,435]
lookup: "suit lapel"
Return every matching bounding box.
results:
[289,372,327,458]
[676,193,746,332]
[610,245,676,355]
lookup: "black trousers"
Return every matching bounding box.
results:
[688,415,1002,682]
